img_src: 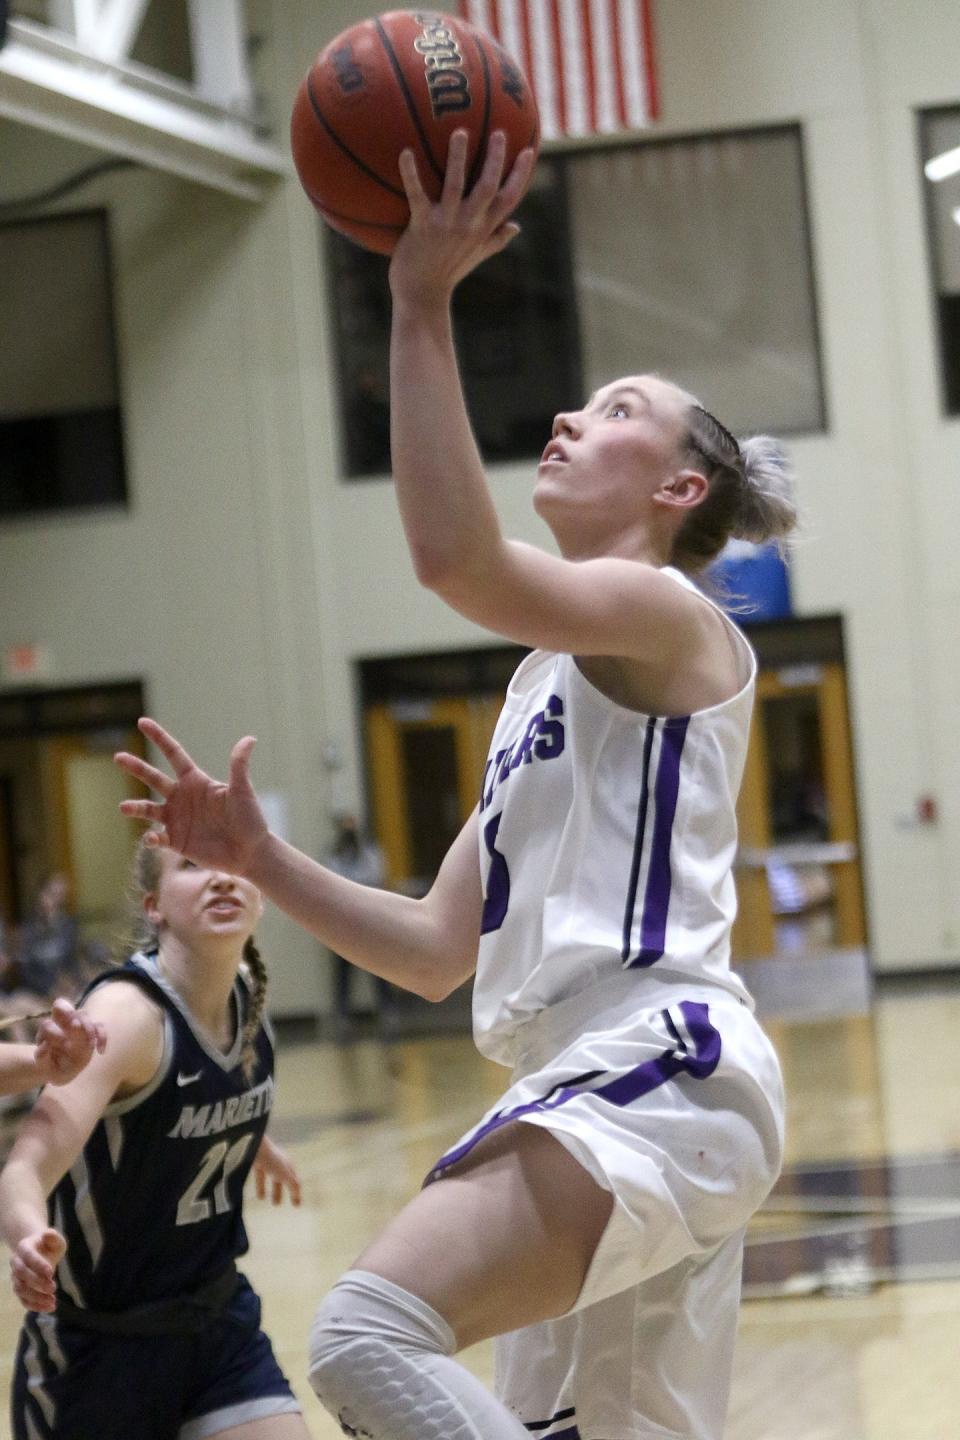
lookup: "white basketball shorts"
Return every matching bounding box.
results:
[428,978,785,1440]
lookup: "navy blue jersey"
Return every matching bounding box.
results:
[50,952,274,1312]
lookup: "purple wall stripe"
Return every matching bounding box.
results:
[633,714,690,968]
[427,1002,720,1182]
[621,716,657,961]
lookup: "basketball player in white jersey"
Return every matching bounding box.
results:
[115,130,798,1440]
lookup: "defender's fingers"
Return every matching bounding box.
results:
[118,799,167,823]
[114,752,174,796]
[228,736,257,789]
[19,1252,54,1283]
[16,1281,55,1311]
[137,717,196,777]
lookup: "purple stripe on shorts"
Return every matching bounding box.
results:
[631,714,690,968]
[524,1406,577,1432]
[427,1002,720,1182]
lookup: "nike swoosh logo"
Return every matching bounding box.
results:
[176,1070,202,1087]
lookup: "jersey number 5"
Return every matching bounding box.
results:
[177,1134,254,1226]
[481,812,510,934]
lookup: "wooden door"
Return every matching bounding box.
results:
[733,661,866,960]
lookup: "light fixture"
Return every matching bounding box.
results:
[953,206,960,227]
[925,145,960,182]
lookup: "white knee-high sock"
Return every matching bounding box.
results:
[308,1269,530,1439]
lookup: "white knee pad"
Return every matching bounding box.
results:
[308,1269,529,1440]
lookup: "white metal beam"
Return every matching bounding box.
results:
[50,0,154,62]
[0,29,287,201]
[187,0,253,111]
[90,0,153,65]
[0,15,284,203]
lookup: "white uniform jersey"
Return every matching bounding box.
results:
[473,567,756,1067]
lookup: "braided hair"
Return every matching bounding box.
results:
[237,936,268,1082]
[670,403,798,573]
[125,836,268,1082]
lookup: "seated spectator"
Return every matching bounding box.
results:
[0,874,94,1041]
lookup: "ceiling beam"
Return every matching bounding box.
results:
[0,12,287,201]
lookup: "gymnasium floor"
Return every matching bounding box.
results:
[1,967,958,1439]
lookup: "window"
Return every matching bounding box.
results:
[326,160,581,477]
[327,124,825,478]
[566,127,825,436]
[0,209,127,517]
[919,107,960,414]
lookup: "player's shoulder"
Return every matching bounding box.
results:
[82,965,165,1034]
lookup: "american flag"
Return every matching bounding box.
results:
[457,0,659,140]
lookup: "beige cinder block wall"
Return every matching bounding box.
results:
[1,1,957,1012]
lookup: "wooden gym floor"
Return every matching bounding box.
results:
[0,966,958,1439]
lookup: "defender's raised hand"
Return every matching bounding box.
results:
[34,999,107,1087]
[115,718,269,876]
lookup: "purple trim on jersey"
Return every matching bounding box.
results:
[621,717,657,961]
[427,1002,720,1182]
[631,714,690,968]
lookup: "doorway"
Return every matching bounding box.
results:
[0,682,147,949]
[733,641,866,965]
[365,695,502,894]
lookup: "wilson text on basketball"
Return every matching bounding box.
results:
[414,13,471,116]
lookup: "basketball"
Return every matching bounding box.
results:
[290,9,541,255]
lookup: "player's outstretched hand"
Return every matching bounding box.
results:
[33,999,107,1087]
[10,1228,66,1312]
[389,127,536,303]
[115,718,270,877]
[253,1132,302,1207]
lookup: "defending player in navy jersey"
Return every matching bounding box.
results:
[0,839,311,1440]
[116,132,799,1440]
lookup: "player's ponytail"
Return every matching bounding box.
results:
[239,937,268,1082]
[734,434,798,547]
[670,404,798,573]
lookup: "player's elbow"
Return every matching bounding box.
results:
[420,971,468,1004]
[409,543,461,595]
[411,934,475,1003]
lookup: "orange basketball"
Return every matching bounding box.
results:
[290,9,540,255]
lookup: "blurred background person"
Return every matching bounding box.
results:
[321,813,398,1038]
[0,874,101,1046]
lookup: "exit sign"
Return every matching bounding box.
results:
[2,643,52,683]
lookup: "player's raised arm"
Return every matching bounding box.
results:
[386,133,547,616]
